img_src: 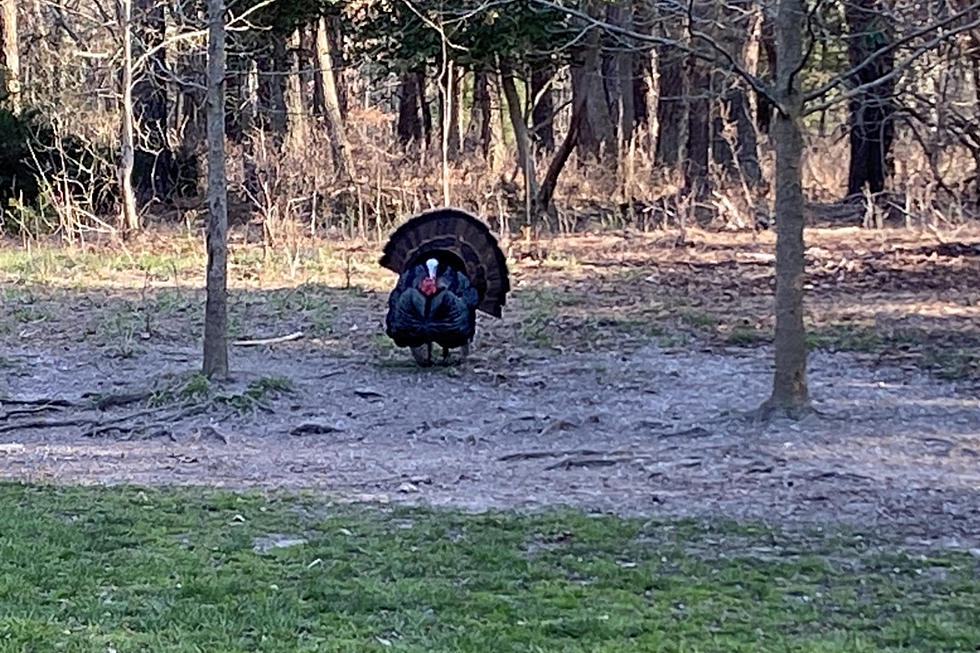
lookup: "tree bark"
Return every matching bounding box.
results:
[418,71,433,147]
[118,0,140,233]
[1,0,20,113]
[655,47,685,166]
[530,62,555,151]
[500,64,539,226]
[573,0,616,160]
[464,68,491,157]
[396,71,422,145]
[203,0,229,380]
[684,62,710,195]
[315,15,355,184]
[762,0,809,416]
[258,34,288,143]
[845,0,895,196]
[537,85,587,216]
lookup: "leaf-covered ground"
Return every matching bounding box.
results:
[1,483,977,652]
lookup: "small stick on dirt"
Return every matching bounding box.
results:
[291,423,345,436]
[1,405,66,419]
[0,397,77,408]
[0,417,96,434]
[233,331,304,347]
[544,456,640,471]
[498,449,611,462]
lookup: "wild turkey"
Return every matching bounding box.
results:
[380,208,510,366]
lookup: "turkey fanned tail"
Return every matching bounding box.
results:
[381,208,508,364]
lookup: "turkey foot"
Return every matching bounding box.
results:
[411,343,433,366]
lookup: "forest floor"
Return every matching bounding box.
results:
[1,224,979,551]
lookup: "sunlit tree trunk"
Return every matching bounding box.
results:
[762,0,809,416]
[203,0,229,379]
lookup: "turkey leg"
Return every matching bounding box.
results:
[411,343,433,366]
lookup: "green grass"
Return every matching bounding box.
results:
[0,484,977,652]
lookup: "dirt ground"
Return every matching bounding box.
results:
[1,227,979,550]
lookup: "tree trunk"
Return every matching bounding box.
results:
[418,70,433,147]
[684,63,710,195]
[133,0,172,204]
[203,0,229,380]
[573,0,616,160]
[437,58,461,160]
[530,63,555,151]
[258,34,288,144]
[845,0,895,196]
[708,1,763,188]
[606,0,635,146]
[757,11,777,134]
[315,15,355,184]
[464,68,491,157]
[1,0,20,113]
[762,0,809,417]
[285,28,307,148]
[396,71,422,145]
[118,0,140,233]
[537,84,587,216]
[500,64,539,226]
[655,47,684,166]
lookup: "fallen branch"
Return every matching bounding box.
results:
[233,331,304,347]
[291,423,345,436]
[544,456,640,471]
[0,417,95,434]
[498,448,611,462]
[0,396,77,408]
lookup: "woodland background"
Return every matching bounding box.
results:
[0,0,978,242]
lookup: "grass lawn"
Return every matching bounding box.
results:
[0,484,977,652]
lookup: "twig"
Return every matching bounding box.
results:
[0,417,95,434]
[498,448,612,462]
[0,397,77,408]
[544,456,640,471]
[233,331,304,346]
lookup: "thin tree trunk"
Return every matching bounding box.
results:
[684,63,710,195]
[258,34,288,143]
[537,87,586,215]
[531,62,555,151]
[397,71,422,145]
[203,0,229,379]
[118,0,139,233]
[573,0,616,160]
[500,64,539,226]
[655,47,684,166]
[845,0,895,196]
[0,0,20,113]
[762,0,809,416]
[418,70,433,147]
[464,68,491,157]
[315,15,355,184]
[285,28,306,148]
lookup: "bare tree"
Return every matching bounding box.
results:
[118,0,140,234]
[762,0,808,417]
[315,14,355,184]
[203,0,228,379]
